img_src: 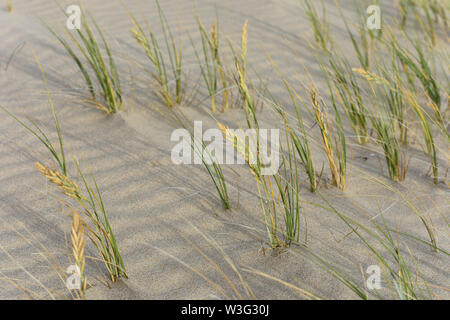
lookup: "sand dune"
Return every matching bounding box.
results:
[0,0,448,299]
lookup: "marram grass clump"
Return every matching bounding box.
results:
[130,0,183,108]
[46,9,123,114]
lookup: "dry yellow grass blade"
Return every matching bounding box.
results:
[310,87,345,190]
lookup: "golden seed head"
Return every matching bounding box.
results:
[35,162,84,200]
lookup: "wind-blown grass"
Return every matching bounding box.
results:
[370,111,409,182]
[268,57,318,192]
[1,52,126,281]
[274,134,301,245]
[310,86,347,191]
[130,0,183,108]
[228,21,283,247]
[399,0,448,46]
[157,105,231,209]
[324,52,369,145]
[352,65,409,181]
[319,197,439,299]
[302,0,331,52]
[45,9,122,114]
[391,36,442,119]
[1,48,66,174]
[38,160,128,282]
[335,0,372,70]
[354,65,439,185]
[191,15,230,112]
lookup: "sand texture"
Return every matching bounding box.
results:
[0,0,448,299]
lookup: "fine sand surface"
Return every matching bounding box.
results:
[0,0,448,299]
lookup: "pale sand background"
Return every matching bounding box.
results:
[0,0,448,299]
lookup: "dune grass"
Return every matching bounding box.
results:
[306,3,369,145]
[351,66,409,182]
[46,9,122,114]
[353,62,439,184]
[335,0,372,70]
[370,110,409,182]
[4,102,128,282]
[274,134,302,245]
[1,52,126,282]
[157,104,231,209]
[380,64,409,146]
[228,21,283,247]
[315,197,439,299]
[130,0,183,108]
[191,15,230,113]
[268,58,318,192]
[303,0,443,186]
[2,0,448,300]
[6,0,12,12]
[223,21,306,247]
[391,37,441,117]
[43,160,128,282]
[310,85,347,191]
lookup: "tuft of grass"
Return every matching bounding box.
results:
[326,53,369,145]
[354,65,439,185]
[219,123,280,247]
[7,0,12,12]
[369,112,409,182]
[229,22,284,247]
[45,9,122,114]
[381,64,409,146]
[274,133,302,245]
[158,105,231,209]
[1,52,126,281]
[36,161,128,282]
[225,21,305,247]
[191,15,230,113]
[268,56,318,192]
[354,64,409,182]
[391,36,441,118]
[194,139,231,210]
[130,0,183,108]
